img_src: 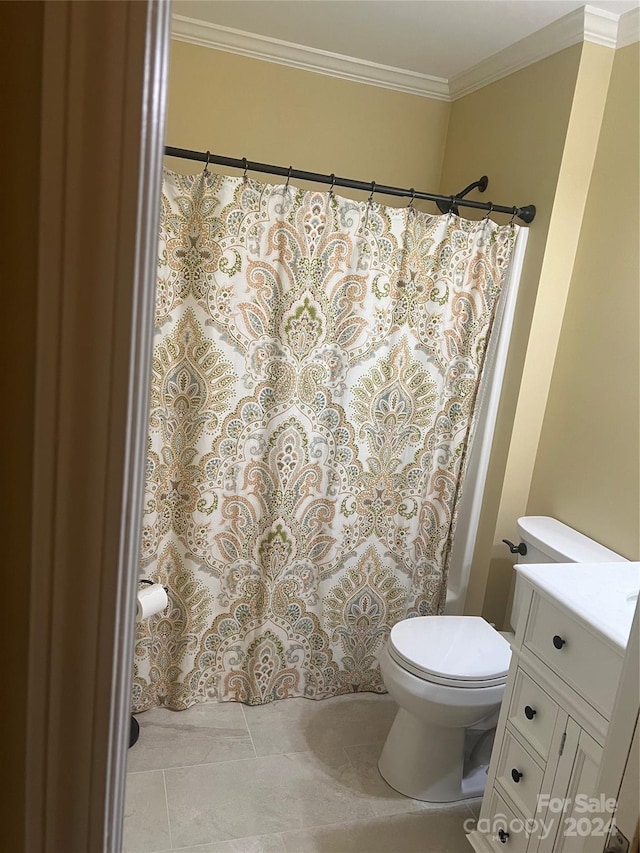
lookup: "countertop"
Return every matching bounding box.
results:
[515,561,640,651]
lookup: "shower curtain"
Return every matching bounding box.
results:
[132,169,518,711]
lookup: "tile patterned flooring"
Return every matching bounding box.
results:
[124,693,480,853]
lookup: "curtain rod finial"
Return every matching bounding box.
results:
[518,205,536,224]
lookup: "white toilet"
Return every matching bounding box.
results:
[378,516,627,803]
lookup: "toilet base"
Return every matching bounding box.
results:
[460,763,490,800]
[378,708,490,803]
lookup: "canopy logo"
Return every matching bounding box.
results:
[462,814,555,840]
[465,797,618,840]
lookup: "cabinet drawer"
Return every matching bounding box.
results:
[507,668,559,762]
[523,593,623,719]
[483,788,531,853]
[495,728,544,818]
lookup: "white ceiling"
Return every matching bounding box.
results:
[173,0,638,80]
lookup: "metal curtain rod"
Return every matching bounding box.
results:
[164,146,536,224]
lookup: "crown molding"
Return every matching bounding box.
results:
[584,4,620,47]
[449,6,620,100]
[172,6,633,105]
[617,6,640,48]
[171,15,449,100]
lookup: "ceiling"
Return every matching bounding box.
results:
[173,0,638,80]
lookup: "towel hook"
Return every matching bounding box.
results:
[483,202,494,221]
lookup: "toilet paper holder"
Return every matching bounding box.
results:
[130,579,169,751]
[139,578,169,593]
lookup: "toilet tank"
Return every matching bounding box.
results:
[509,516,627,631]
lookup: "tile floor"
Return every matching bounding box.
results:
[124,693,480,853]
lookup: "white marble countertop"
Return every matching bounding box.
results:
[515,562,640,651]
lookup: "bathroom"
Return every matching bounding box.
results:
[3,1,638,852]
[124,1,639,848]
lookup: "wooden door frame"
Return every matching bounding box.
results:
[26,2,169,849]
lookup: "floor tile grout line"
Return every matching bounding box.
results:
[153,743,371,775]
[161,769,173,851]
[304,801,471,831]
[148,804,470,853]
[127,767,171,776]
[239,702,258,758]
[170,831,287,853]
[127,737,397,776]
[167,803,470,852]
[465,800,482,820]
[129,748,259,775]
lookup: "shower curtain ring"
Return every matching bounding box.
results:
[202,150,211,176]
[509,206,519,226]
[285,166,292,190]
[329,173,336,199]
[242,157,249,182]
[368,181,376,205]
[408,188,416,213]
[483,202,494,221]
[449,195,456,215]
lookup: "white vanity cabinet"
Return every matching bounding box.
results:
[467,562,639,853]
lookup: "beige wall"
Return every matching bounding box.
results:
[528,42,640,560]
[440,44,591,623]
[166,40,450,205]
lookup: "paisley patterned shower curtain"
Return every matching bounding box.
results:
[132,169,517,712]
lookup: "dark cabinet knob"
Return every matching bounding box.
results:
[511,768,523,783]
[553,634,566,649]
[498,829,510,843]
[502,539,527,556]
[524,705,537,720]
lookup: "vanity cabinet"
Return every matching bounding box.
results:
[467,577,626,853]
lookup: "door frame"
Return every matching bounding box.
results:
[26,2,169,850]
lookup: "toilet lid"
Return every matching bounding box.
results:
[388,616,511,687]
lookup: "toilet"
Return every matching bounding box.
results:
[378,516,627,803]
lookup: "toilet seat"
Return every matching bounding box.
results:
[388,616,511,688]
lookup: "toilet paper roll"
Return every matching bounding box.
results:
[136,583,168,622]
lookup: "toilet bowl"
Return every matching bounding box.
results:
[378,615,510,802]
[377,516,628,804]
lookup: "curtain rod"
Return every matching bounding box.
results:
[164,147,536,224]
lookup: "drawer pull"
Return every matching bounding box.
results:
[524,705,537,720]
[511,768,523,783]
[552,634,566,649]
[498,829,510,843]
